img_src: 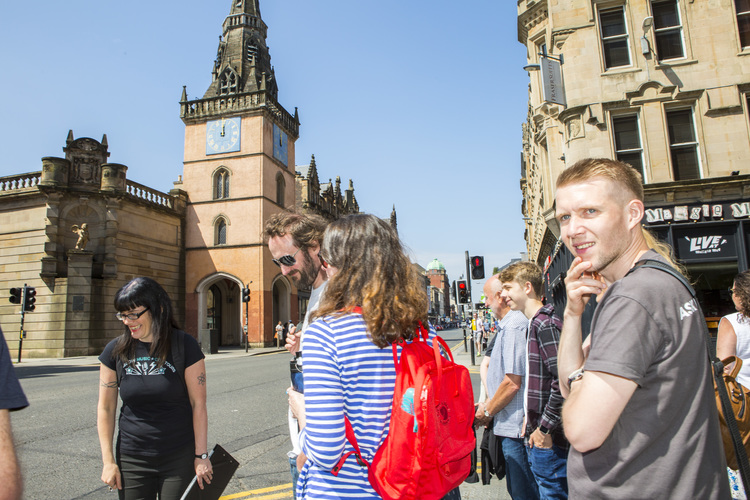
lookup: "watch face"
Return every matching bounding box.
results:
[206,117,241,155]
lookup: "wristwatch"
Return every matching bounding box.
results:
[567,367,585,387]
[484,409,491,418]
[539,425,550,435]
[195,452,209,460]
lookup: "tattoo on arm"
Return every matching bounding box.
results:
[100,380,118,388]
[197,372,206,386]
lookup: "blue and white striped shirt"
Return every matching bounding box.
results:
[297,312,434,499]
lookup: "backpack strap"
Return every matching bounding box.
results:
[332,416,370,476]
[628,259,750,490]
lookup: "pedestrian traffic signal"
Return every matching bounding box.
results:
[9,287,22,304]
[23,287,36,312]
[242,287,250,303]
[470,256,485,280]
[457,280,469,304]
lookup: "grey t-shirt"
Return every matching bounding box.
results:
[568,251,729,499]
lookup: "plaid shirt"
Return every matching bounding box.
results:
[525,303,568,450]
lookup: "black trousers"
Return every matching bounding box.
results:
[117,443,194,500]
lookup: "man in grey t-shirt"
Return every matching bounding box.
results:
[555,158,728,499]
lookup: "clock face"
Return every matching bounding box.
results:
[206,117,241,155]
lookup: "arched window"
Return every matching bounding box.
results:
[220,71,238,95]
[214,169,230,199]
[276,173,285,206]
[215,218,227,245]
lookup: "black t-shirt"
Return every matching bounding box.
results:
[0,327,28,411]
[99,330,204,456]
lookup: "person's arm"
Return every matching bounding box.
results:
[96,363,122,491]
[563,370,637,452]
[528,319,564,448]
[717,317,738,365]
[479,355,491,397]
[559,257,607,398]
[475,373,522,425]
[186,359,212,489]
[0,409,22,500]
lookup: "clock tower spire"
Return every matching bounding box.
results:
[179,0,300,350]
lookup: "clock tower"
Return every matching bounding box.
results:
[180,0,299,348]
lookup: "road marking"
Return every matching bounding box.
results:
[220,483,293,499]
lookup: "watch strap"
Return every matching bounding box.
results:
[539,425,550,435]
[195,453,209,460]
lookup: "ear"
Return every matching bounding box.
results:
[625,199,645,230]
[523,281,534,296]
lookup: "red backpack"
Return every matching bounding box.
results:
[332,322,476,500]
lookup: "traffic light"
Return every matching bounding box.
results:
[23,287,36,312]
[470,256,485,280]
[457,280,469,304]
[242,287,250,303]
[9,287,22,304]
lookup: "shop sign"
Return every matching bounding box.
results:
[645,201,750,224]
[674,226,737,260]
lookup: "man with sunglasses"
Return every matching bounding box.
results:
[263,210,328,497]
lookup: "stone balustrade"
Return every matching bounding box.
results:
[126,180,174,210]
[0,172,41,193]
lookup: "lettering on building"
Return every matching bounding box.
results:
[685,235,727,255]
[646,202,745,224]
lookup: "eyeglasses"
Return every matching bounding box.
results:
[116,308,150,321]
[318,252,329,269]
[729,288,736,295]
[271,247,301,267]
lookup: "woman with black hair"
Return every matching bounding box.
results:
[718,270,750,388]
[97,277,212,499]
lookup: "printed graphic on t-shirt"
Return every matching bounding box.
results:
[124,357,177,376]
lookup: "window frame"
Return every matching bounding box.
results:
[598,5,632,70]
[650,0,686,62]
[610,112,647,182]
[664,106,702,181]
[215,218,227,246]
[276,173,286,207]
[213,168,230,200]
[735,0,750,49]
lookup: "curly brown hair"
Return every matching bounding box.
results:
[734,270,750,318]
[313,213,428,348]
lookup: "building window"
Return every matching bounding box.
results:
[219,70,238,95]
[612,114,645,179]
[214,169,230,199]
[215,218,227,245]
[276,173,285,206]
[651,0,685,61]
[666,108,701,180]
[599,6,631,69]
[737,0,750,48]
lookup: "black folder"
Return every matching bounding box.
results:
[180,444,240,500]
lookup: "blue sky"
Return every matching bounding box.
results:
[0,0,529,297]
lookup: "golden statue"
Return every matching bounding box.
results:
[71,223,90,250]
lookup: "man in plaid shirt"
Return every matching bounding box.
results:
[500,261,568,499]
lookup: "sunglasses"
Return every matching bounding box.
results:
[272,247,301,267]
[729,288,736,295]
[116,307,150,321]
[318,252,329,269]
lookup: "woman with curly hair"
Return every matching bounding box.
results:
[717,270,750,388]
[287,213,434,499]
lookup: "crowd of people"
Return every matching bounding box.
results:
[0,156,746,499]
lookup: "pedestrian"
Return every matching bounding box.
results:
[286,213,437,498]
[97,277,212,499]
[499,261,568,499]
[0,326,29,500]
[275,321,283,347]
[475,275,539,500]
[263,210,328,496]
[717,270,750,383]
[556,158,729,498]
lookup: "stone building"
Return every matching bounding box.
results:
[0,133,186,357]
[0,0,372,358]
[425,258,452,323]
[518,0,750,321]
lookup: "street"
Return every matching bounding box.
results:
[12,328,509,499]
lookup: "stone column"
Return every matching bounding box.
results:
[65,250,94,356]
